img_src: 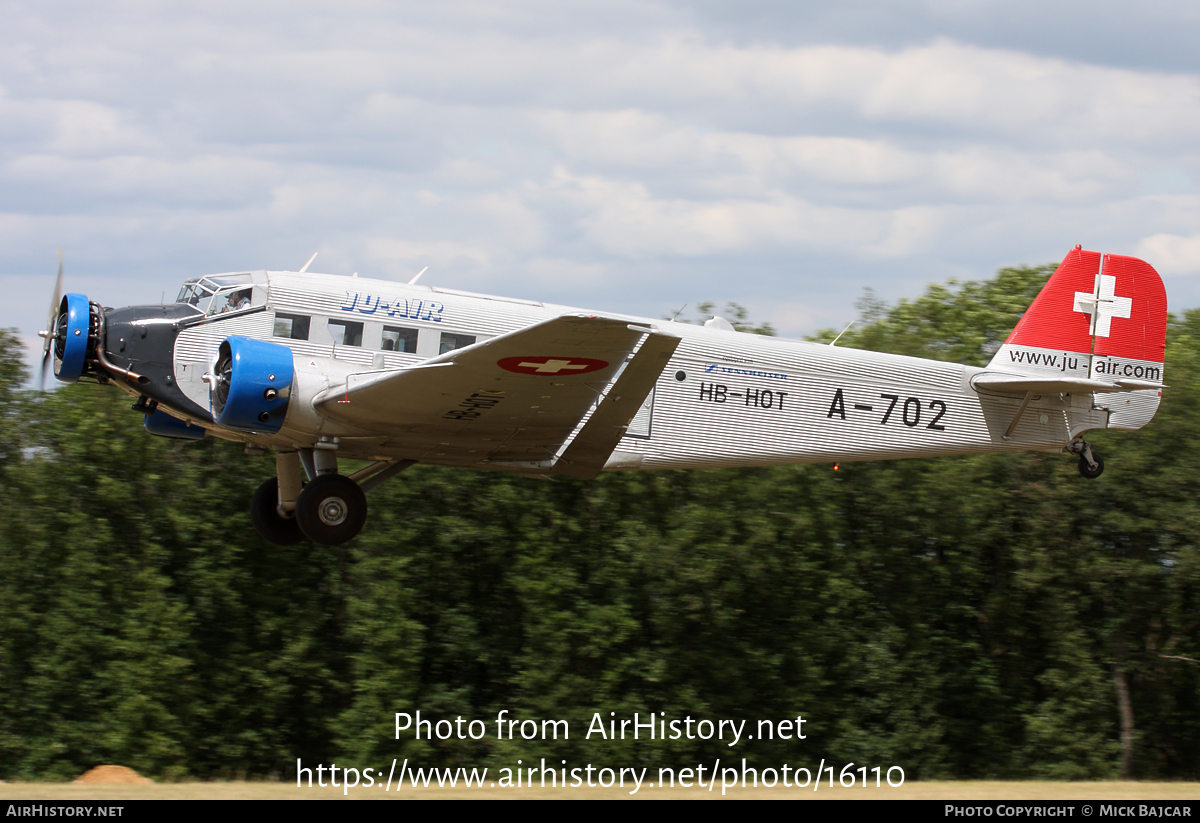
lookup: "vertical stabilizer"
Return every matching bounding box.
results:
[986,247,1167,432]
[990,247,1166,387]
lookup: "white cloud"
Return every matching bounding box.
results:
[1136,233,1200,278]
[4,4,1200,369]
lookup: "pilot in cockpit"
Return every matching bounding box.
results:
[224,289,252,312]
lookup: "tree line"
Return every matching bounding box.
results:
[0,263,1197,781]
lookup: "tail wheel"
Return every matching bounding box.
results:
[250,477,304,545]
[295,474,367,545]
[1078,451,1104,479]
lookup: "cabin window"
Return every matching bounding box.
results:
[381,326,419,354]
[329,319,364,347]
[273,313,311,340]
[439,332,476,354]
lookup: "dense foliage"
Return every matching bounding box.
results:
[1,265,1197,782]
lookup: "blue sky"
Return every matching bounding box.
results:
[5,1,1200,373]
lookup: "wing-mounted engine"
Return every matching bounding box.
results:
[210,336,295,434]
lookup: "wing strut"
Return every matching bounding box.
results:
[349,459,416,492]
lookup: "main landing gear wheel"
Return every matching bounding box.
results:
[295,474,367,546]
[250,477,304,545]
[1078,451,1105,479]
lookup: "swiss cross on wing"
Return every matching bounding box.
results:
[497,356,610,376]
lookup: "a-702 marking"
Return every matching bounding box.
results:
[827,389,947,431]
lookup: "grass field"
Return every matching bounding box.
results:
[1,781,1198,800]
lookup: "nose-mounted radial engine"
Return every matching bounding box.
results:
[41,293,151,389]
[38,259,382,548]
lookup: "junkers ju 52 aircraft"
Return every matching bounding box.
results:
[41,245,1167,546]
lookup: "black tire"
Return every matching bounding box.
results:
[250,477,304,545]
[295,474,368,546]
[1078,452,1104,479]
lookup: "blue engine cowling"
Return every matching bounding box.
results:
[211,336,294,434]
[53,293,92,383]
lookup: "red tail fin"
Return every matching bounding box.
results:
[992,247,1166,383]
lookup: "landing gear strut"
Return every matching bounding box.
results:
[251,474,368,546]
[249,448,409,546]
[1069,438,1104,479]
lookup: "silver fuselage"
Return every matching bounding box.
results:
[130,269,1133,473]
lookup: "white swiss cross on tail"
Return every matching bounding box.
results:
[1073,274,1132,338]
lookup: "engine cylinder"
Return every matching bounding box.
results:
[211,336,295,433]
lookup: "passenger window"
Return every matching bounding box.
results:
[381,326,418,354]
[329,319,364,347]
[273,313,311,340]
[439,332,476,354]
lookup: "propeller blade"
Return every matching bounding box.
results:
[39,249,64,391]
[39,349,51,392]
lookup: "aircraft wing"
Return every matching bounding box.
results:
[313,314,679,475]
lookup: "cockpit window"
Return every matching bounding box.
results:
[208,288,253,315]
[204,274,254,289]
[175,274,256,314]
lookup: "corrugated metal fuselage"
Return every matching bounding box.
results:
[165,270,1108,472]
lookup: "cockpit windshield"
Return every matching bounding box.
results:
[175,273,257,315]
[176,282,214,309]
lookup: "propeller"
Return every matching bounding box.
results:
[36,250,92,386]
[37,250,64,391]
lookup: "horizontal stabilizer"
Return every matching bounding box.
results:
[970,372,1157,396]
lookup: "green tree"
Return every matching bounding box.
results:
[3,268,1199,782]
[0,329,29,476]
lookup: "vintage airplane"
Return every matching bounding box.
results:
[40,245,1167,546]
